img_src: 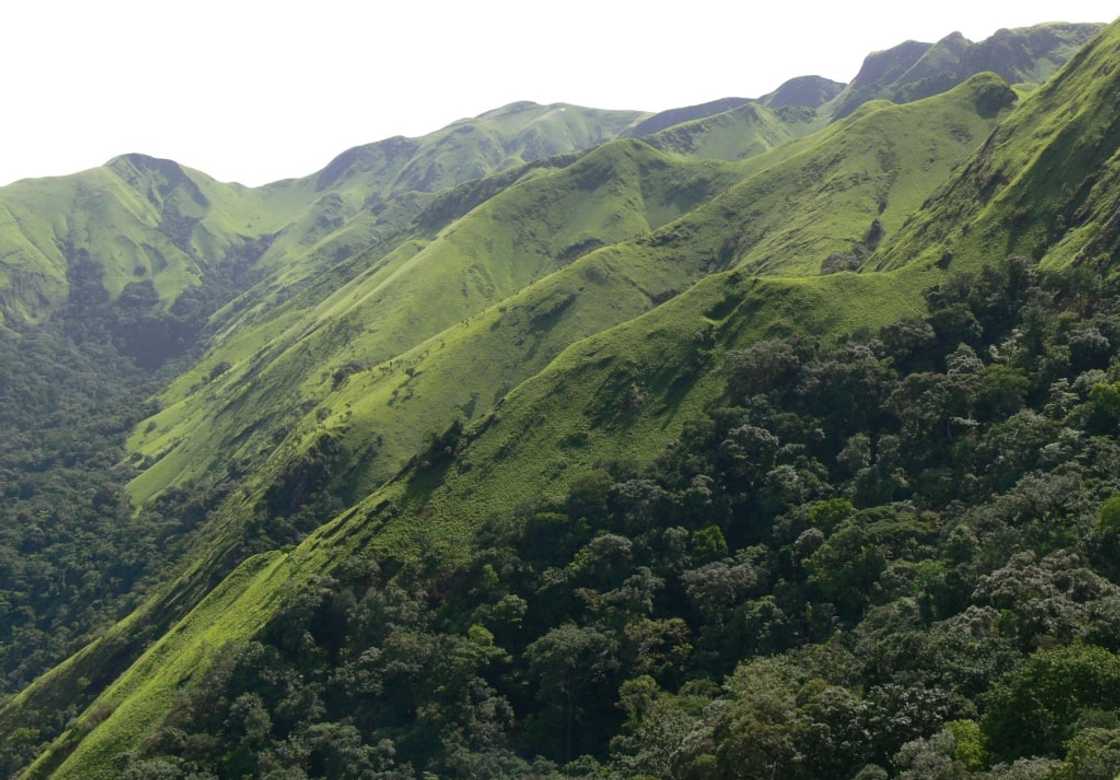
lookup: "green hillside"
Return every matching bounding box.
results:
[624,97,752,138]
[643,100,818,161]
[0,104,647,335]
[760,74,846,109]
[826,22,1101,119]
[124,141,744,507]
[0,156,302,327]
[873,20,1120,272]
[3,17,1120,780]
[122,75,1011,524]
[620,24,1093,167]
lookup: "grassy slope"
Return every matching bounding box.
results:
[637,23,1096,170]
[246,103,651,282]
[824,22,1101,120]
[643,100,820,161]
[21,551,290,779]
[684,74,1015,275]
[11,25,1120,777]
[0,157,306,325]
[126,76,1008,511]
[282,77,1006,503]
[126,142,746,505]
[12,71,1027,775]
[0,104,647,329]
[760,75,846,109]
[874,19,1120,271]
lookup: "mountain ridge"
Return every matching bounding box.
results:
[1,17,1118,779]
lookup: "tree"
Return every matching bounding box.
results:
[983,644,1120,760]
[524,624,621,761]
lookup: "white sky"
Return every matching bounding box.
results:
[2,0,1115,187]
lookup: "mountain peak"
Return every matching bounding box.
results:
[107,152,186,176]
[105,153,208,207]
[761,75,846,109]
[476,100,546,118]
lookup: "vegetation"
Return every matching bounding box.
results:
[0,16,1117,780]
[107,259,1120,779]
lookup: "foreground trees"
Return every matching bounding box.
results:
[107,259,1120,778]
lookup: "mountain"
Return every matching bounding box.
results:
[642,100,818,161]
[826,22,1102,118]
[3,17,1120,780]
[0,155,298,332]
[873,20,1120,271]
[124,141,746,508]
[0,103,648,337]
[624,97,753,138]
[627,24,1097,166]
[761,74,847,109]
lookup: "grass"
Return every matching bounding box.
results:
[23,551,291,780]
[125,75,1008,511]
[823,22,1102,120]
[6,20,1120,777]
[125,141,747,506]
[874,19,1120,272]
[0,104,649,329]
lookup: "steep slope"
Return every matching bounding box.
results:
[0,103,648,334]
[826,22,1101,119]
[760,74,846,109]
[123,75,1010,515]
[626,24,1092,166]
[300,75,1017,526]
[20,80,1008,739]
[275,101,648,209]
[642,100,818,161]
[827,39,934,119]
[873,19,1120,272]
[623,97,751,138]
[681,74,1016,275]
[4,20,1117,779]
[125,142,746,506]
[0,156,302,329]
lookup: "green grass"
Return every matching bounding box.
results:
[125,75,1009,512]
[643,101,820,161]
[824,22,1102,120]
[874,19,1120,272]
[125,140,747,506]
[0,158,305,325]
[7,21,1120,777]
[22,551,290,780]
[0,104,649,329]
[677,74,1016,276]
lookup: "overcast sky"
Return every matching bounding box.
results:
[2,0,1115,187]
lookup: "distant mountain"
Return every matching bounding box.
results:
[874,18,1120,271]
[3,18,1119,780]
[827,21,1102,117]
[760,74,846,109]
[0,103,648,339]
[623,97,752,138]
[628,23,1098,166]
[642,100,816,161]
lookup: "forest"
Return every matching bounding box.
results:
[2,15,1119,779]
[100,258,1120,779]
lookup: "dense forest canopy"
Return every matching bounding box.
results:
[99,258,1120,779]
[1,16,1118,780]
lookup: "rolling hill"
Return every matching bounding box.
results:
[0,104,649,336]
[1,17,1119,779]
